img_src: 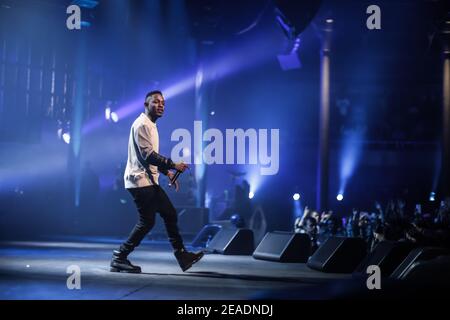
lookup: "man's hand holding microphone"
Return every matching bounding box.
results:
[167,162,189,192]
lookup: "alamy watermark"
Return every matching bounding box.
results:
[170,121,279,176]
[67,5,381,31]
[366,265,381,290]
[366,5,381,30]
[66,5,81,30]
[66,264,81,290]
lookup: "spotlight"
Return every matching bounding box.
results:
[80,21,91,28]
[293,193,300,201]
[57,120,71,143]
[249,191,254,199]
[337,194,343,201]
[430,192,436,202]
[105,107,111,120]
[210,111,215,116]
[105,102,119,123]
[72,0,98,28]
[62,133,71,144]
[72,0,98,9]
[110,112,119,123]
[326,18,334,24]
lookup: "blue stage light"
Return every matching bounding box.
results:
[105,107,111,120]
[110,112,119,123]
[430,192,436,202]
[62,133,71,144]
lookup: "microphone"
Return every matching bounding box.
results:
[168,170,182,186]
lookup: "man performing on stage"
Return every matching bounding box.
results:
[110,90,204,273]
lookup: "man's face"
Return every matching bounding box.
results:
[147,93,165,118]
[311,212,319,221]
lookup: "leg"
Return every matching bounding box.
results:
[155,186,204,271]
[111,186,158,273]
[155,186,184,251]
[121,186,158,253]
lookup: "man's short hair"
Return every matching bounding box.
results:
[145,90,163,105]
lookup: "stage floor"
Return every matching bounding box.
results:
[0,237,354,300]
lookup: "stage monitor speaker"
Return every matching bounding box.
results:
[253,231,311,262]
[191,224,222,248]
[307,237,367,273]
[206,228,254,255]
[390,247,450,280]
[354,241,416,277]
[398,255,450,284]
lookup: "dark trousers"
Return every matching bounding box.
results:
[120,185,184,254]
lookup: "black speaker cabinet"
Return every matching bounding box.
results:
[398,255,450,283]
[354,241,416,276]
[307,237,367,273]
[390,247,450,280]
[206,228,254,255]
[253,231,311,262]
[191,224,223,248]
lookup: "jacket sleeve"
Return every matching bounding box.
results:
[158,167,170,176]
[135,124,175,171]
